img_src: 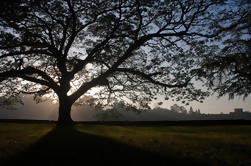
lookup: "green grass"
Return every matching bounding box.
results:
[76,124,251,166]
[0,123,251,166]
[0,123,54,161]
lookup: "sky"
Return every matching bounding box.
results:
[159,94,251,114]
[153,80,251,114]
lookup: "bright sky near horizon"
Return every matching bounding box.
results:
[158,94,251,114]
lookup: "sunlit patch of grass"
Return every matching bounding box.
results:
[76,125,251,166]
[0,123,55,161]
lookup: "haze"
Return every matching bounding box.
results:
[0,95,250,121]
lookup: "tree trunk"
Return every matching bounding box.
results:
[58,99,73,124]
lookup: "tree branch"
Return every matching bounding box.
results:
[186,21,244,38]
[0,67,59,93]
[20,87,50,95]
[0,50,52,59]
[116,68,190,88]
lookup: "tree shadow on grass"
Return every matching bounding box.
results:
[2,125,206,166]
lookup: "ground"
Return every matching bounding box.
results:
[0,121,251,166]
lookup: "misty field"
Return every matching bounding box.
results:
[0,122,251,166]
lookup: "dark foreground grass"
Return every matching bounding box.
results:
[0,122,251,166]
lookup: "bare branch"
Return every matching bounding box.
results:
[116,68,190,88]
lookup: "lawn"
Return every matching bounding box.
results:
[0,122,251,166]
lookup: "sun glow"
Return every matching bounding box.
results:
[67,78,102,96]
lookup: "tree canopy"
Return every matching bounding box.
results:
[197,6,251,99]
[0,0,249,123]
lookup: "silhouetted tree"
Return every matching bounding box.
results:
[0,0,247,123]
[194,1,250,99]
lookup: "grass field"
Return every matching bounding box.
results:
[0,122,251,166]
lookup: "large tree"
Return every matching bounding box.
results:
[0,0,247,123]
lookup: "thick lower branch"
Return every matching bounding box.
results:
[70,76,105,103]
[0,67,60,93]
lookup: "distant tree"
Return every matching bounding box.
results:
[189,107,194,114]
[0,0,247,124]
[111,101,138,112]
[180,106,187,114]
[94,109,125,121]
[170,104,180,113]
[94,101,135,121]
[170,104,187,114]
[0,96,23,110]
